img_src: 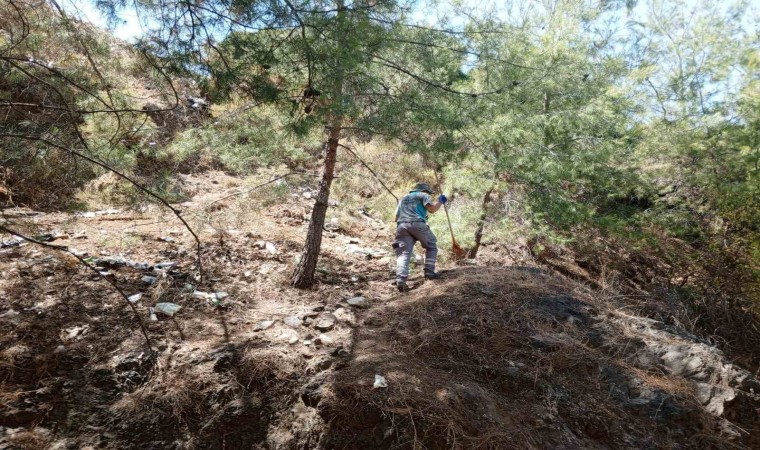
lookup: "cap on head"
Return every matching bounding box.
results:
[411,182,434,194]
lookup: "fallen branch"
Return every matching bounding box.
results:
[0,224,154,351]
[204,171,319,208]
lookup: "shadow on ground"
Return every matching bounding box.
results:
[315,266,760,450]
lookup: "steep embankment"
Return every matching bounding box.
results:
[0,174,758,449]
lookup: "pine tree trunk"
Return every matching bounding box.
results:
[291,0,345,289]
[291,124,341,288]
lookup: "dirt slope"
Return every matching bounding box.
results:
[1,174,758,449]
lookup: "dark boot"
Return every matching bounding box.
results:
[396,281,410,292]
[424,271,442,280]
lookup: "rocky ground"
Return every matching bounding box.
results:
[0,173,758,449]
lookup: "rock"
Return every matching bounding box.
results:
[334,307,356,326]
[309,355,333,372]
[695,382,714,404]
[301,372,329,407]
[289,336,299,344]
[95,256,127,268]
[154,303,182,317]
[315,333,334,345]
[284,316,303,328]
[141,275,157,285]
[192,291,211,299]
[63,325,89,341]
[214,292,229,300]
[127,293,142,303]
[254,240,277,254]
[253,320,274,331]
[331,345,349,357]
[314,313,337,331]
[373,374,388,389]
[211,348,238,373]
[303,191,313,199]
[705,387,736,416]
[154,262,177,270]
[126,260,150,270]
[325,217,340,231]
[346,296,368,308]
[54,345,67,354]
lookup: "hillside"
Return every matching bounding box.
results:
[2,1,760,448]
[1,173,758,449]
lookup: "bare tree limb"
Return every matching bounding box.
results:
[337,143,399,201]
[203,171,319,208]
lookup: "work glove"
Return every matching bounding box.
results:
[438,194,448,204]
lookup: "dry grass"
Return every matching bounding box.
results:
[112,363,221,425]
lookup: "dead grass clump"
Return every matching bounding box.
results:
[112,364,220,427]
[236,347,305,393]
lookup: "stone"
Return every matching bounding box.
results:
[346,296,368,308]
[334,308,356,326]
[310,356,333,372]
[284,316,303,328]
[301,372,329,407]
[153,262,177,270]
[127,293,142,303]
[331,345,349,357]
[373,374,388,389]
[315,333,334,345]
[314,313,337,331]
[253,320,274,331]
[154,303,182,317]
[214,292,229,300]
[192,291,211,299]
[141,276,157,285]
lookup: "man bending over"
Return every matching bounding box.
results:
[393,182,448,292]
